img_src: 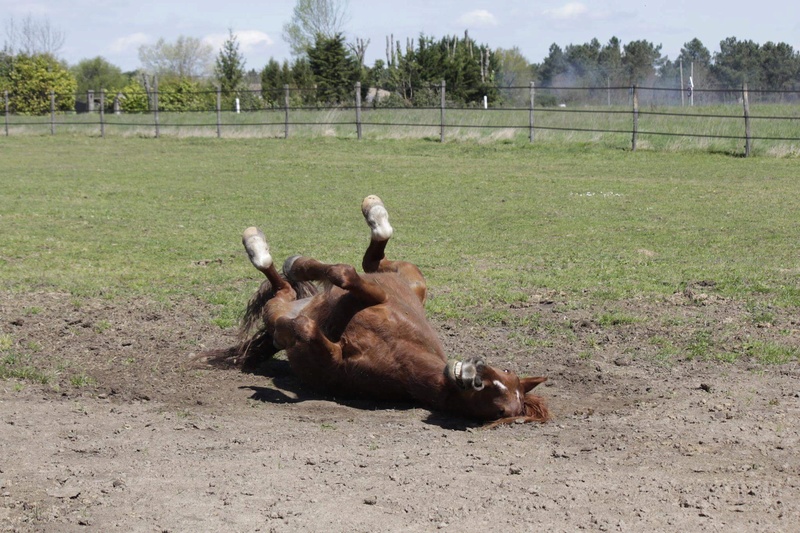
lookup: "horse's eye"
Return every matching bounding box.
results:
[503,369,509,373]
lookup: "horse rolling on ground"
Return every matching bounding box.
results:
[204,195,549,425]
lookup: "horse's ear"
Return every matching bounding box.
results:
[521,376,547,393]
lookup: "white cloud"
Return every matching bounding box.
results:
[456,9,498,28]
[203,30,274,54]
[543,2,589,20]
[110,32,151,53]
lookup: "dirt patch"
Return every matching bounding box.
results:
[1,289,799,531]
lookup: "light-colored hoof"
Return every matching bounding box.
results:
[242,226,272,272]
[361,195,393,241]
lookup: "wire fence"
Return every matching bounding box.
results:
[3,82,800,157]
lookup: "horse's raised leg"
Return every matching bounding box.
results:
[242,227,298,348]
[360,195,427,304]
[285,255,388,306]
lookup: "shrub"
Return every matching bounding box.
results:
[1,54,77,115]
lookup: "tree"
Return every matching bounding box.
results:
[282,0,350,57]
[0,53,76,114]
[495,47,533,105]
[307,33,358,104]
[71,56,129,98]
[214,29,246,97]
[537,44,568,86]
[138,36,213,79]
[622,40,664,84]
[712,37,763,87]
[760,41,799,90]
[3,15,65,56]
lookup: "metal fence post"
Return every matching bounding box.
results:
[742,83,752,157]
[50,90,55,135]
[216,87,222,138]
[4,90,8,137]
[529,81,535,143]
[284,84,290,139]
[631,85,639,151]
[153,76,160,138]
[100,89,105,138]
[440,80,446,143]
[355,81,362,140]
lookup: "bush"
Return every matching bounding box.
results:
[1,54,77,115]
[119,81,149,113]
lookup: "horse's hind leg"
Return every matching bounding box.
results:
[360,195,427,303]
[284,255,388,306]
[242,227,298,345]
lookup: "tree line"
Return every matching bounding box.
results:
[2,10,799,115]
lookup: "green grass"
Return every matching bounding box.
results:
[1,136,799,326]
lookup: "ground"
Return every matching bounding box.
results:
[1,288,799,532]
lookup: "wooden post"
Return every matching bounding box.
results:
[742,83,752,157]
[440,80,446,143]
[100,89,105,138]
[216,87,222,138]
[355,81,362,140]
[153,76,160,138]
[631,85,639,151]
[529,81,535,143]
[284,84,290,139]
[50,90,56,135]
[88,90,95,113]
[4,90,8,137]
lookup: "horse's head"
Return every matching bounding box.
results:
[446,357,550,424]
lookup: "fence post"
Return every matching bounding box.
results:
[50,90,56,135]
[631,84,639,151]
[100,89,105,138]
[284,84,290,139]
[440,80,446,143]
[4,90,8,137]
[88,90,95,113]
[529,81,535,143]
[355,81,362,140]
[216,87,222,139]
[153,76,160,138]
[114,92,121,115]
[742,83,752,157]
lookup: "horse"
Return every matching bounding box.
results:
[203,195,549,425]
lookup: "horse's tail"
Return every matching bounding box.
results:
[196,269,318,372]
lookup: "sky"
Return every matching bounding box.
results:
[2,0,799,72]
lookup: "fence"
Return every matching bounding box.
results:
[4,82,800,157]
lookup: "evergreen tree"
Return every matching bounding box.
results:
[307,33,358,105]
[215,29,246,97]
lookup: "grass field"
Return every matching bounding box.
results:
[2,136,798,324]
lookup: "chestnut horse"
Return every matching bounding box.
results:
[205,196,549,424]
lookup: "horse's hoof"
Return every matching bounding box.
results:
[361,195,393,241]
[242,226,272,272]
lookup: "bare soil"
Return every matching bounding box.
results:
[1,288,799,532]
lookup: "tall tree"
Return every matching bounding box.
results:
[214,29,246,96]
[283,0,350,57]
[712,37,763,87]
[138,36,213,79]
[759,41,799,90]
[622,40,664,84]
[3,15,65,56]
[71,56,129,96]
[307,33,358,104]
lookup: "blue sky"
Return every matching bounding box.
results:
[3,0,799,71]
